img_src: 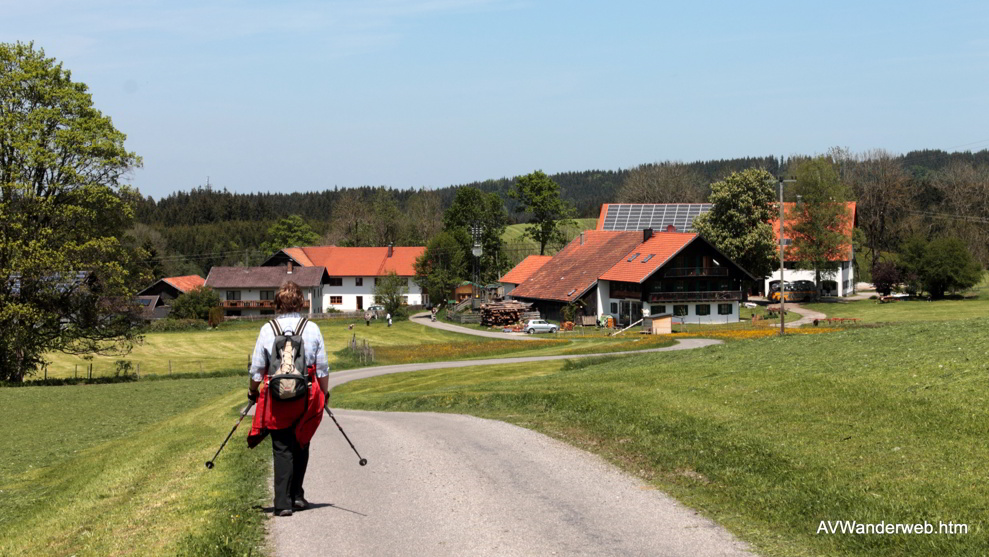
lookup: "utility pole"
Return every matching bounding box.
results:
[779,177,786,336]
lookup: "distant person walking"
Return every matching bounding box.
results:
[364,310,372,326]
[386,312,393,327]
[245,281,329,517]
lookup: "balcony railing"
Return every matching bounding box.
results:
[221,300,310,309]
[648,290,742,302]
[662,267,729,277]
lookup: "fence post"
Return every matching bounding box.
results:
[75,364,78,379]
[136,363,140,377]
[88,363,92,380]
[169,360,172,374]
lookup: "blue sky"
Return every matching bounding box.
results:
[4,1,989,199]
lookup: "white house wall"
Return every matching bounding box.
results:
[764,261,855,297]
[596,280,740,325]
[321,276,424,311]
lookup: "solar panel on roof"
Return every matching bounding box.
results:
[600,203,712,232]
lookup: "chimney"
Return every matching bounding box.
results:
[579,232,585,245]
[643,228,654,242]
[387,243,394,258]
[665,225,676,233]
[287,260,293,274]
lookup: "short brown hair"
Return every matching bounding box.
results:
[275,281,305,313]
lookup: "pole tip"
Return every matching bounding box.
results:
[205,461,214,469]
[359,458,368,466]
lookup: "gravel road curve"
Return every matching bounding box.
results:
[268,338,755,556]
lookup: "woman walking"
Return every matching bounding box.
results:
[246,281,329,517]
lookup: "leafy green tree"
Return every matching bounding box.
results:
[443,187,508,283]
[373,271,408,318]
[169,286,221,320]
[414,231,466,305]
[790,157,853,291]
[509,170,577,256]
[260,215,321,256]
[898,236,982,299]
[692,168,778,279]
[0,42,143,381]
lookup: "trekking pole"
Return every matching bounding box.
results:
[324,406,368,466]
[205,400,255,469]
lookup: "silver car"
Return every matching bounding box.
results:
[524,319,558,334]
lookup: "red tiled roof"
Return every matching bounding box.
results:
[275,246,425,276]
[205,266,328,288]
[500,255,553,285]
[509,231,643,302]
[163,275,206,293]
[770,202,856,262]
[599,233,697,283]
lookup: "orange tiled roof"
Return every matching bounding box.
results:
[163,275,206,293]
[287,246,425,276]
[770,202,856,262]
[599,233,697,283]
[509,231,643,302]
[500,255,553,285]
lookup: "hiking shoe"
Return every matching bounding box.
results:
[292,497,309,510]
[275,509,293,517]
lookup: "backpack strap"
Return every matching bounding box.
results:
[295,318,309,335]
[269,319,283,337]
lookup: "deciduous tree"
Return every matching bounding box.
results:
[617,162,707,204]
[509,170,577,256]
[443,187,508,282]
[260,215,321,256]
[373,271,408,318]
[169,286,221,320]
[0,42,143,381]
[790,157,853,290]
[413,231,466,305]
[692,168,777,279]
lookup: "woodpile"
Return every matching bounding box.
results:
[480,300,533,327]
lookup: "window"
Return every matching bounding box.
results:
[355,277,363,286]
[673,304,688,316]
[641,254,655,263]
[260,290,274,301]
[328,277,343,287]
[627,253,640,262]
[651,305,666,315]
[374,277,380,286]
[260,309,275,315]
[718,303,732,315]
[225,291,241,301]
[610,302,618,314]
[696,304,710,316]
[329,296,343,305]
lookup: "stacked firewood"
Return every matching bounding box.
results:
[480,300,533,327]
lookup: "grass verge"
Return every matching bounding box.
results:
[0,378,269,556]
[332,319,989,557]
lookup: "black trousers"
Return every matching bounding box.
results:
[270,428,310,511]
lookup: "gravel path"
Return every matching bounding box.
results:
[410,311,537,340]
[268,338,756,557]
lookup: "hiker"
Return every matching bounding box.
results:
[246,281,329,517]
[386,312,392,327]
[430,306,437,322]
[364,310,372,326]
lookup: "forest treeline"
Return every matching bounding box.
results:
[130,149,989,278]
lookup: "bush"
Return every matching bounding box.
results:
[898,236,983,299]
[207,306,225,328]
[170,286,221,320]
[871,261,901,296]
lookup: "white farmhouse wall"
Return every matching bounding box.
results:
[321,276,424,311]
[764,261,855,297]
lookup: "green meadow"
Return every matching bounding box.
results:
[334,319,989,557]
[0,377,266,556]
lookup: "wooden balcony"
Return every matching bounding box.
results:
[662,267,729,278]
[648,290,742,302]
[221,300,310,309]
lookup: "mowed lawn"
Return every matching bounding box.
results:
[0,377,267,556]
[41,318,505,378]
[802,274,989,324]
[334,319,989,557]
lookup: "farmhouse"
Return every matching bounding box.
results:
[262,245,426,311]
[499,255,552,297]
[204,265,329,317]
[597,202,858,297]
[767,202,858,296]
[507,228,754,325]
[135,275,205,319]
